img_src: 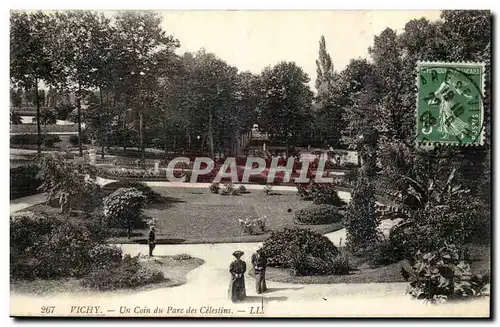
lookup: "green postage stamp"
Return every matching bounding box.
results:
[416,61,485,146]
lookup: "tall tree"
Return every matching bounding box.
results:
[260,61,314,154]
[10,11,59,153]
[112,11,179,161]
[314,36,344,148]
[52,11,113,156]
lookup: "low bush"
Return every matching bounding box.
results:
[89,245,123,270]
[263,184,273,195]
[10,211,58,257]
[10,212,107,280]
[262,227,339,276]
[237,185,248,193]
[209,182,220,194]
[294,204,343,225]
[311,183,346,206]
[402,243,490,304]
[390,196,487,260]
[306,251,352,275]
[238,217,266,235]
[69,134,89,147]
[359,237,403,267]
[10,134,61,148]
[221,182,236,195]
[173,253,192,261]
[100,167,168,179]
[296,183,313,200]
[10,165,42,200]
[111,181,162,204]
[296,182,346,207]
[81,254,165,291]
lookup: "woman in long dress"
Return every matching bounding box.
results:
[228,250,246,302]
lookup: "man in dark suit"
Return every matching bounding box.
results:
[251,248,267,294]
[148,226,156,257]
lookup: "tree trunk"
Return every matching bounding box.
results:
[127,220,131,239]
[164,128,168,159]
[139,110,144,162]
[99,88,105,159]
[76,83,83,156]
[34,77,42,154]
[208,108,214,158]
[123,102,128,154]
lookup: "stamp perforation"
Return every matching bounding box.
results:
[415,60,487,147]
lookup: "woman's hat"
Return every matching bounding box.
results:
[232,250,244,258]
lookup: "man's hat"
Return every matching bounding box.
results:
[232,250,244,258]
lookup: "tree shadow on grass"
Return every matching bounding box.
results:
[147,197,186,210]
[135,238,186,245]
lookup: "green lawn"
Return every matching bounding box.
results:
[114,186,344,244]
[10,255,204,295]
[26,185,344,244]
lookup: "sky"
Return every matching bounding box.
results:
[151,10,443,88]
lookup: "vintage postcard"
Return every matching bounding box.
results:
[9,9,491,318]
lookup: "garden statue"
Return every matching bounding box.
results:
[251,248,268,294]
[154,160,161,174]
[228,250,246,302]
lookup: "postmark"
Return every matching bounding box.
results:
[415,62,485,146]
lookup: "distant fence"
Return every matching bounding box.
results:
[10,124,79,134]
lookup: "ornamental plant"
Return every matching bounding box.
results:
[402,243,490,304]
[345,175,379,251]
[36,152,98,213]
[103,187,146,239]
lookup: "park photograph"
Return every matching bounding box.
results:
[8,9,491,318]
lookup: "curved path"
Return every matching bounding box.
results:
[10,180,489,317]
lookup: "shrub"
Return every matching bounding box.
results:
[10,211,58,257]
[238,217,266,235]
[296,183,313,200]
[112,181,161,204]
[237,185,248,194]
[263,184,273,195]
[69,134,89,147]
[345,176,378,251]
[101,167,167,179]
[103,187,146,238]
[10,134,61,148]
[10,165,42,200]
[10,213,108,280]
[294,204,343,225]
[173,253,192,261]
[220,182,234,195]
[37,153,98,213]
[360,237,403,267]
[209,182,220,194]
[390,196,488,260]
[89,245,123,270]
[306,251,352,275]
[402,243,490,304]
[81,254,165,291]
[311,183,346,206]
[262,227,339,276]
